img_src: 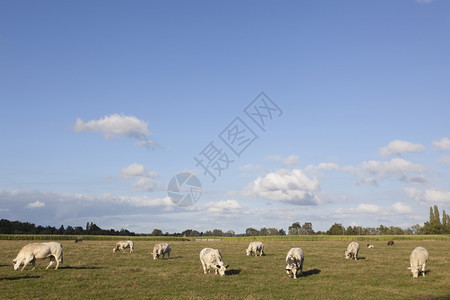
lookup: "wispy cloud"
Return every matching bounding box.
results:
[432,137,450,151]
[73,114,157,148]
[437,155,450,166]
[120,163,160,192]
[379,140,425,156]
[416,0,433,4]
[26,201,46,209]
[266,155,299,166]
[404,187,450,204]
[360,158,427,182]
[334,202,412,216]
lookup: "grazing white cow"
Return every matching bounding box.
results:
[366,244,374,249]
[408,247,428,278]
[199,248,228,276]
[345,242,359,260]
[152,243,171,260]
[113,241,134,253]
[246,241,264,257]
[285,248,304,279]
[13,242,63,271]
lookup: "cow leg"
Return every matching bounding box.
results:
[201,261,207,274]
[22,255,33,271]
[422,264,426,277]
[46,257,55,269]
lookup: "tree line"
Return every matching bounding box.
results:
[0,220,136,236]
[1,205,449,237]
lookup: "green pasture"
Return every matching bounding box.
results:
[0,238,449,299]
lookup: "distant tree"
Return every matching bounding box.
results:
[377,224,388,235]
[151,229,163,236]
[301,222,314,235]
[386,226,404,235]
[212,229,223,236]
[224,230,235,237]
[346,226,356,235]
[245,227,259,236]
[288,222,301,235]
[259,227,268,236]
[423,205,443,234]
[190,230,202,237]
[266,228,279,236]
[443,210,450,234]
[327,223,345,235]
[278,228,286,235]
[57,225,65,235]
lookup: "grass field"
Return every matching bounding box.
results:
[1,238,449,299]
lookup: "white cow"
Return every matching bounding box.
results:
[285,248,304,279]
[13,242,63,271]
[199,248,228,276]
[246,241,264,257]
[152,243,171,260]
[408,247,428,278]
[366,244,374,249]
[113,241,134,253]
[345,242,359,260]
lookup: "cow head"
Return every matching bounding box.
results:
[407,267,419,278]
[344,250,351,259]
[12,258,21,270]
[216,264,228,276]
[286,258,299,278]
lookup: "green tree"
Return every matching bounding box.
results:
[245,227,259,236]
[442,210,450,234]
[433,205,442,233]
[327,223,345,235]
[152,229,163,236]
[288,222,301,235]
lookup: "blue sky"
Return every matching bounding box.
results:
[1,0,449,234]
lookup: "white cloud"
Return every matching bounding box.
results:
[119,163,160,192]
[432,137,450,151]
[266,155,299,166]
[404,187,450,204]
[361,158,426,178]
[73,114,155,147]
[132,176,161,192]
[437,156,450,166]
[120,163,146,177]
[239,164,262,171]
[243,169,321,205]
[391,202,413,214]
[305,162,359,175]
[379,140,425,156]
[334,202,412,216]
[202,199,244,215]
[26,201,46,208]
